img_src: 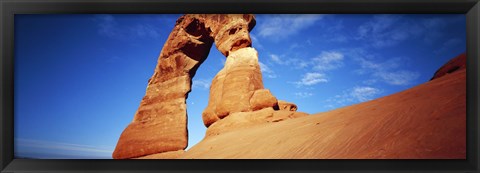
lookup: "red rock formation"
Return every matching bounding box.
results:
[431,53,466,80]
[202,14,256,56]
[133,150,185,159]
[205,107,308,138]
[278,100,298,111]
[113,14,293,159]
[199,15,280,127]
[112,15,215,159]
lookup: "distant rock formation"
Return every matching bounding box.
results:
[113,14,305,159]
[431,53,466,80]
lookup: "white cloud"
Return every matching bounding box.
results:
[192,79,210,90]
[295,72,328,86]
[374,71,420,85]
[131,24,160,38]
[259,61,277,78]
[269,54,309,69]
[270,51,344,71]
[312,51,344,71]
[324,86,382,108]
[271,51,345,88]
[350,86,381,102]
[257,14,323,40]
[295,92,314,98]
[296,60,310,69]
[356,15,464,48]
[356,15,415,48]
[250,34,263,49]
[349,49,419,86]
[270,54,283,64]
[360,58,419,86]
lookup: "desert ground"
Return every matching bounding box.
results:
[181,62,466,159]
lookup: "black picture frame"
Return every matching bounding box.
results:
[1,0,479,172]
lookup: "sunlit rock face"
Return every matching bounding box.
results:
[202,47,280,127]
[112,15,214,159]
[278,100,298,111]
[113,14,303,159]
[202,14,256,56]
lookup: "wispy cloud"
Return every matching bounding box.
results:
[15,138,113,159]
[250,34,263,49]
[325,86,382,108]
[320,18,349,43]
[373,71,420,86]
[356,14,463,48]
[259,61,277,78]
[295,92,314,98]
[94,15,162,40]
[270,54,283,64]
[294,72,328,86]
[350,86,381,102]
[357,15,417,48]
[269,54,309,69]
[270,51,345,87]
[270,50,345,71]
[192,79,211,90]
[434,38,463,54]
[350,48,419,86]
[312,51,345,71]
[256,14,323,40]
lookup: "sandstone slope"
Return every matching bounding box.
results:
[181,65,466,159]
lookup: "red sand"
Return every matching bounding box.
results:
[181,68,466,159]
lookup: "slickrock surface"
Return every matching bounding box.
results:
[205,107,308,138]
[181,67,466,159]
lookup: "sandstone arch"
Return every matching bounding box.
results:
[113,14,302,159]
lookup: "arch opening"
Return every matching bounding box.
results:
[112,14,288,159]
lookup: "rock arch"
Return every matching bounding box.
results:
[112,14,296,159]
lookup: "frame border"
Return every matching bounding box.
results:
[1,0,479,172]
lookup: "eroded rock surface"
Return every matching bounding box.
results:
[133,150,186,159]
[202,14,256,56]
[112,15,214,159]
[431,53,466,80]
[206,107,308,138]
[113,14,303,159]
[278,100,298,111]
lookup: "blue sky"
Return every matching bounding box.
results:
[14,14,466,159]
